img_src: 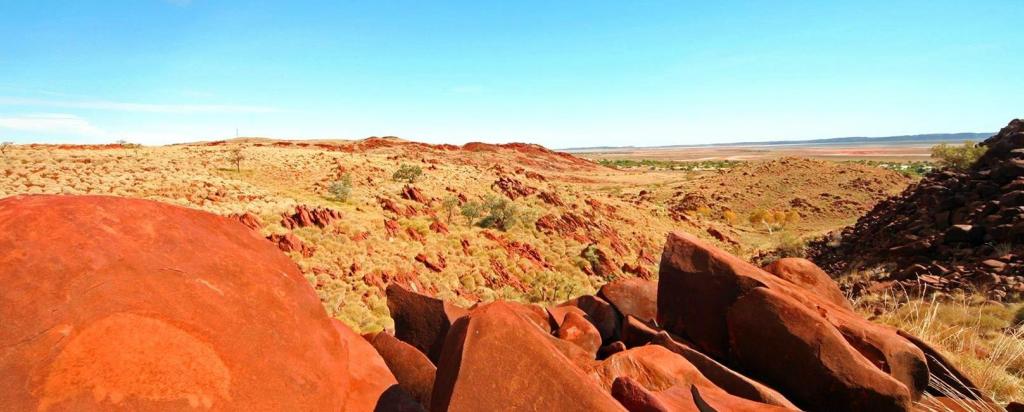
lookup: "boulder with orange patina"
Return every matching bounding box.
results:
[0,195,350,411]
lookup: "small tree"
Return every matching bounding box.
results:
[328,174,353,201]
[392,164,423,183]
[722,210,738,225]
[460,200,483,226]
[441,195,459,223]
[0,141,12,158]
[229,146,245,172]
[478,196,521,231]
[931,141,987,171]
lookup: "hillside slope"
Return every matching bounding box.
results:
[0,138,909,331]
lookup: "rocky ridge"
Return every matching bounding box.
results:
[810,119,1024,299]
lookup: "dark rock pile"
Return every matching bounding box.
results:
[810,119,1024,299]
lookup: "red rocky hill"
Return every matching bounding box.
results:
[810,119,1024,299]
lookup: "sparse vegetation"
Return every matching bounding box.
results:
[328,174,352,201]
[441,195,459,223]
[931,141,988,171]
[722,209,739,225]
[849,160,934,177]
[460,200,483,226]
[392,164,423,183]
[748,208,800,233]
[229,146,246,172]
[596,158,743,171]
[858,292,1024,402]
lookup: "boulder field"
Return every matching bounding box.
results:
[811,119,1024,299]
[0,195,1001,411]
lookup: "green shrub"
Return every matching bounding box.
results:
[477,196,521,231]
[328,174,352,201]
[392,164,423,183]
[931,141,987,171]
[460,200,483,226]
[441,195,459,222]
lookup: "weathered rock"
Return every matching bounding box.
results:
[557,311,602,357]
[650,332,798,409]
[401,185,428,203]
[561,295,621,343]
[762,257,852,310]
[659,231,930,408]
[233,211,263,231]
[386,284,468,363]
[267,232,315,257]
[728,287,911,411]
[367,332,437,408]
[0,195,350,410]
[281,204,342,229]
[611,376,795,412]
[620,315,661,348]
[332,320,398,412]
[598,278,659,323]
[431,302,625,411]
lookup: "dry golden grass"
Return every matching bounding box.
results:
[855,290,1024,405]
[0,142,909,334]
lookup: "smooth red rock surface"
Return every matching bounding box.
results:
[649,331,797,409]
[432,302,625,411]
[557,311,602,356]
[728,287,911,411]
[333,320,398,412]
[598,278,659,323]
[0,195,350,411]
[762,257,852,310]
[367,332,437,408]
[658,230,930,403]
[386,284,467,363]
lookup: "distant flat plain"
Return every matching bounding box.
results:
[567,142,939,162]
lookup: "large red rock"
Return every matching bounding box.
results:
[649,332,797,409]
[560,294,621,342]
[728,287,911,411]
[386,284,468,363]
[0,195,350,411]
[762,257,852,310]
[658,230,931,406]
[611,377,794,412]
[598,278,658,323]
[332,320,400,412]
[431,302,625,411]
[594,346,795,412]
[556,311,602,357]
[367,332,436,408]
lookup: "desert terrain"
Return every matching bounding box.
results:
[2,123,1023,410]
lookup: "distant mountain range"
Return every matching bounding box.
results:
[561,132,993,152]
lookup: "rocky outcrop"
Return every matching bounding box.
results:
[810,119,1024,298]
[267,232,315,257]
[0,195,997,411]
[280,204,342,229]
[0,195,351,410]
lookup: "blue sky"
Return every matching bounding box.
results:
[1,1,1021,147]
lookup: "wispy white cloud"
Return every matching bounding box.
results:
[0,113,109,138]
[0,97,278,114]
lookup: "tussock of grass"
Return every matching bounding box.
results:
[855,290,1024,404]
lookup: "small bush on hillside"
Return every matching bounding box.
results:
[477,196,522,231]
[228,146,245,172]
[722,209,738,225]
[441,196,459,223]
[392,164,423,183]
[931,141,987,171]
[328,174,352,201]
[460,200,483,226]
[749,208,800,233]
[776,232,806,258]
